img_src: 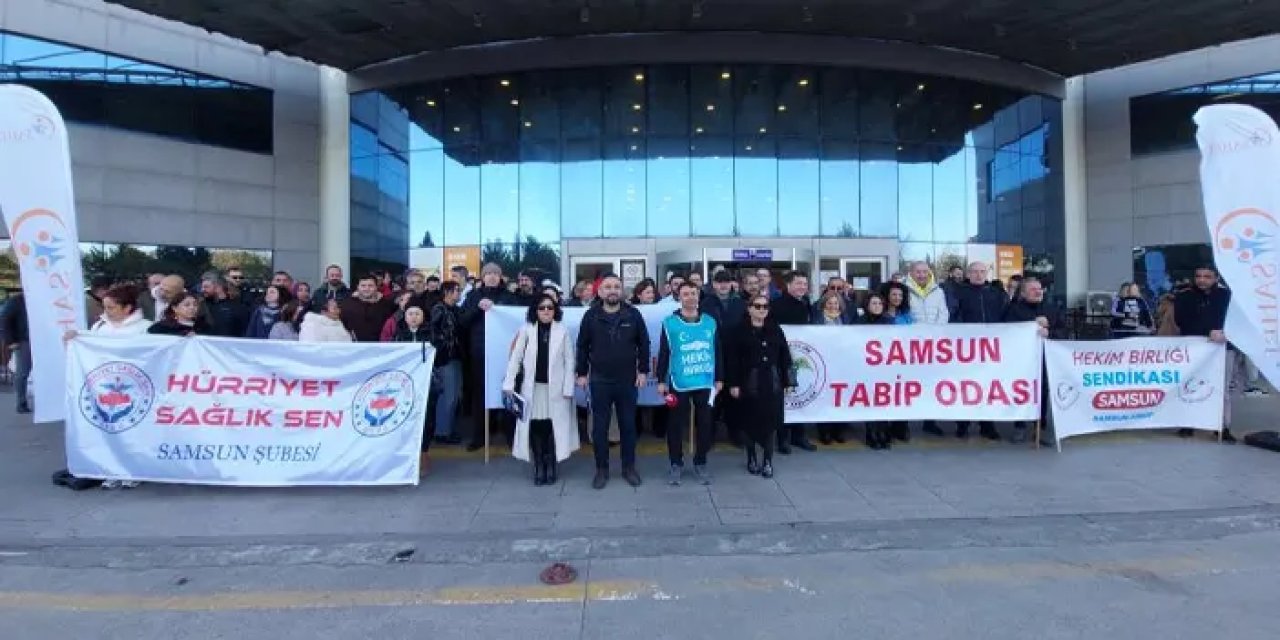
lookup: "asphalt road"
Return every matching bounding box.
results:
[2,504,1277,640]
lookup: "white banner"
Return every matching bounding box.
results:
[1045,337,1226,442]
[65,336,434,486]
[1195,104,1280,385]
[0,86,86,423]
[485,303,677,408]
[781,323,1043,422]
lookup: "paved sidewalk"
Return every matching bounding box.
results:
[3,390,1279,548]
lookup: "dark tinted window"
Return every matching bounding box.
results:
[0,31,273,154]
[1130,71,1280,156]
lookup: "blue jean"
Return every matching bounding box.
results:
[433,361,462,438]
[590,381,638,470]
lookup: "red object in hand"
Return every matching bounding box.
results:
[664,392,678,408]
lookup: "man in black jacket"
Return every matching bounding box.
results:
[459,262,516,450]
[1173,266,1234,442]
[576,274,651,490]
[704,270,745,446]
[950,262,1009,440]
[769,270,817,453]
[1001,277,1063,444]
[3,293,31,413]
[199,273,250,338]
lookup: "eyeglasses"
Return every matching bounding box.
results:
[537,305,555,311]
[750,304,769,310]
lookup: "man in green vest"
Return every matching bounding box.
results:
[657,281,724,486]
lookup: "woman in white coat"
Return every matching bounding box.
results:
[502,294,579,486]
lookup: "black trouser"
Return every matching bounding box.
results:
[590,381,638,470]
[743,392,779,460]
[422,382,441,452]
[668,389,714,466]
[529,418,555,461]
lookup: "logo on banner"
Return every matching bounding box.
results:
[0,110,56,144]
[351,370,415,437]
[79,363,156,433]
[785,341,827,411]
[1053,382,1080,410]
[10,208,72,273]
[1214,207,1276,263]
[1179,377,1215,403]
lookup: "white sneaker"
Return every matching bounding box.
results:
[100,479,122,490]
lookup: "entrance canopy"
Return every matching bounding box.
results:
[110,0,1280,77]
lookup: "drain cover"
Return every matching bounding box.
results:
[539,562,578,585]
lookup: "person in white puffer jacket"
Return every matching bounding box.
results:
[905,261,949,325]
[299,298,353,343]
[67,283,153,489]
[904,262,950,439]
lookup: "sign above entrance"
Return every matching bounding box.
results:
[731,248,773,261]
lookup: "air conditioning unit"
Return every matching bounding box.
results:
[1086,291,1114,315]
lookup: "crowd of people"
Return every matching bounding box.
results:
[0,256,1246,490]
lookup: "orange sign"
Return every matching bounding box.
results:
[995,245,1024,282]
[443,246,480,277]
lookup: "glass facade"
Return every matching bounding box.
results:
[1130,70,1280,157]
[0,30,273,153]
[351,64,1064,281]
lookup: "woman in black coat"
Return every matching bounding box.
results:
[726,293,794,478]
[860,293,894,451]
[147,292,211,337]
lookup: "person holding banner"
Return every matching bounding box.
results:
[71,284,152,489]
[859,293,896,450]
[1001,277,1062,444]
[771,271,818,453]
[949,261,1009,441]
[503,294,579,486]
[656,282,725,486]
[1173,266,1234,442]
[576,274,650,490]
[727,293,794,478]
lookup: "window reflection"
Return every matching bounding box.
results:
[351,63,1062,274]
[735,137,778,236]
[0,30,272,152]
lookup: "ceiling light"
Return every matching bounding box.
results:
[452,126,461,132]
[917,83,926,91]
[721,71,731,80]
[695,127,704,134]
[510,99,519,106]
[630,144,638,151]
[759,127,767,133]
[425,99,436,107]
[634,73,645,82]
[745,145,753,151]
[500,79,510,87]
[524,121,533,128]
[973,103,984,110]
[798,79,809,86]
[897,145,904,151]
[633,103,642,111]
[631,126,640,133]
[706,104,716,111]
[777,104,788,112]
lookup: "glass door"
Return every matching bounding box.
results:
[568,256,648,297]
[840,257,888,295]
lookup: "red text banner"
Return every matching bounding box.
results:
[1045,337,1226,443]
[781,323,1043,423]
[65,335,434,486]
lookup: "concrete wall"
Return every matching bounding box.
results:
[0,0,323,281]
[1082,34,1280,292]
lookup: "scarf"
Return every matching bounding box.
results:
[906,274,937,299]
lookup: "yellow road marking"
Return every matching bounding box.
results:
[0,580,654,612]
